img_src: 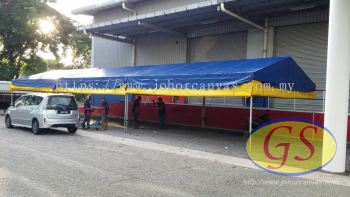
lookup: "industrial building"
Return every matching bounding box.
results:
[72,0,349,173]
[73,0,330,110]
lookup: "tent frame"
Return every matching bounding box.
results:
[249,96,253,152]
[249,96,253,136]
[124,94,129,132]
[122,94,255,136]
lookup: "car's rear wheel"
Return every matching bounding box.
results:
[32,119,41,135]
[5,115,13,128]
[68,127,78,134]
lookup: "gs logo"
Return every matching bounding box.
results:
[246,119,337,176]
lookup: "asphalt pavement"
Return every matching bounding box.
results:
[0,115,349,197]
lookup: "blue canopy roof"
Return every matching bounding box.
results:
[11,57,316,98]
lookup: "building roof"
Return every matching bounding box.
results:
[75,0,329,42]
[72,0,144,15]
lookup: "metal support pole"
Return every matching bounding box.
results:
[293,98,296,110]
[249,96,253,152]
[124,94,129,132]
[249,96,253,134]
[202,97,206,128]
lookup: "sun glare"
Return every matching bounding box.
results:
[39,19,55,34]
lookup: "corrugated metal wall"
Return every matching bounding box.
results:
[92,36,133,68]
[188,32,248,106]
[135,33,186,65]
[274,22,328,111]
[189,32,248,62]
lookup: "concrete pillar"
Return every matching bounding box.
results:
[323,0,350,173]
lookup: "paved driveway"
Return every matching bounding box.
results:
[0,115,349,197]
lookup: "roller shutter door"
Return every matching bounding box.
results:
[274,22,328,112]
[187,32,248,107]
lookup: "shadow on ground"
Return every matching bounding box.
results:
[89,119,350,173]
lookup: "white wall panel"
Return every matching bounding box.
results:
[92,36,133,68]
[135,33,186,66]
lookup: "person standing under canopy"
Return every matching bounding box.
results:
[100,98,110,131]
[82,95,92,130]
[153,97,167,129]
[132,96,142,128]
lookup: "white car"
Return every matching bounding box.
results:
[5,93,80,135]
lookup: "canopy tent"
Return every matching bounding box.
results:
[9,56,316,133]
[10,57,316,99]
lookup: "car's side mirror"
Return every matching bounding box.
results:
[10,102,14,107]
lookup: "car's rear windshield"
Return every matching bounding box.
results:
[47,96,77,110]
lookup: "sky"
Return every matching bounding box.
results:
[39,0,106,65]
[48,0,96,25]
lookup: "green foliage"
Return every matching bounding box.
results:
[0,0,91,80]
[70,32,91,69]
[19,55,47,77]
[45,59,65,70]
[0,58,13,80]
